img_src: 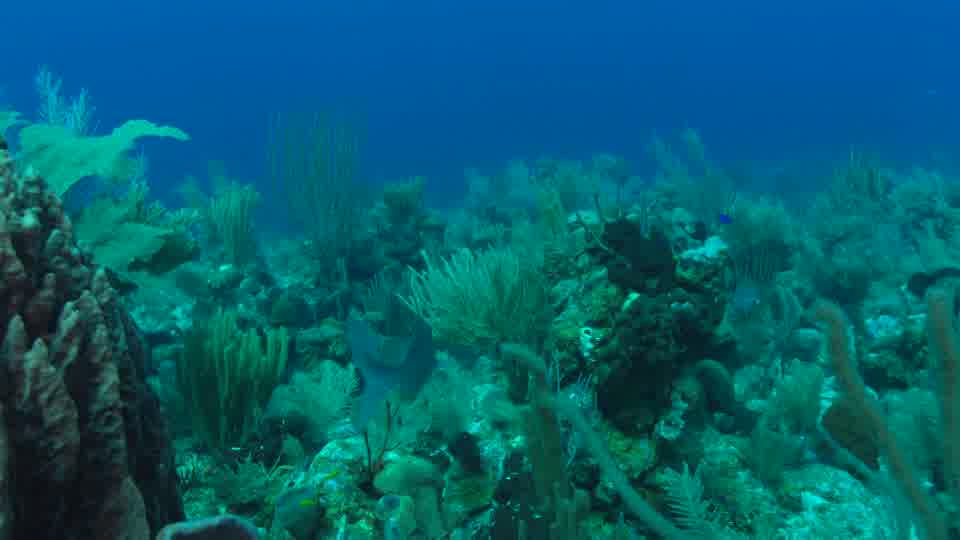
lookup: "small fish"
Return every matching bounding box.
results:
[317,469,340,484]
[718,213,733,225]
[296,469,341,508]
[287,484,325,508]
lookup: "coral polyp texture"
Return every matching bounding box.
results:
[0,149,183,539]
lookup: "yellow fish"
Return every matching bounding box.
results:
[294,470,340,507]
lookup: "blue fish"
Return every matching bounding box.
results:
[718,213,733,225]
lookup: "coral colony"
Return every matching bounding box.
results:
[1,70,959,540]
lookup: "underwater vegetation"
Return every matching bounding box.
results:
[3,66,960,540]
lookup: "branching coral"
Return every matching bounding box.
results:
[34,65,97,135]
[176,309,289,455]
[268,111,365,283]
[208,182,260,266]
[400,246,551,350]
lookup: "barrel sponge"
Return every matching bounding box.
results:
[0,148,183,539]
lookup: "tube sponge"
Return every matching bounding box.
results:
[155,515,258,540]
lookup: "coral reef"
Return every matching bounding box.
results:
[146,139,960,540]
[8,74,960,539]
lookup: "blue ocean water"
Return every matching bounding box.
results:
[4,0,958,213]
